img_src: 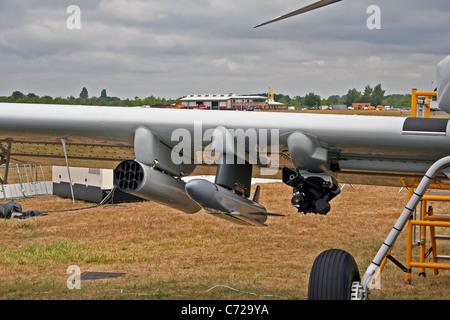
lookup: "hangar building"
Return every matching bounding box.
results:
[180,93,285,110]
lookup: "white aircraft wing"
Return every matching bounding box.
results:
[1,102,448,175]
[1,93,450,223]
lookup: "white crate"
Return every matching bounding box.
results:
[52,166,113,189]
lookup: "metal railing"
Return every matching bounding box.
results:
[361,156,450,296]
[0,163,52,199]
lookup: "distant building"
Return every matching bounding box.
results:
[330,105,347,110]
[180,93,286,110]
[352,102,370,110]
[266,100,286,110]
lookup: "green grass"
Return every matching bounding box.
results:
[0,185,448,300]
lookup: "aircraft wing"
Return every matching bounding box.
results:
[1,102,449,181]
[1,101,450,222]
[254,0,343,28]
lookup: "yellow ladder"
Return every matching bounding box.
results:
[406,89,450,281]
[405,192,450,283]
[369,89,448,286]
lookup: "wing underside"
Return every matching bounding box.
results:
[1,136,447,188]
[1,104,449,189]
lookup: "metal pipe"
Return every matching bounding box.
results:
[40,164,50,195]
[411,89,436,118]
[420,201,427,275]
[0,169,5,199]
[361,155,450,292]
[16,164,25,196]
[61,138,75,203]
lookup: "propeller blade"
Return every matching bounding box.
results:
[254,0,343,28]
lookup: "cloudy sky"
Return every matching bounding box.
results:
[0,0,449,100]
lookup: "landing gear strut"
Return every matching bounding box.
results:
[308,156,450,300]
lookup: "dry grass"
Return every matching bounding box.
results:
[0,183,448,300]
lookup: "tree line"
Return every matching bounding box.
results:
[1,84,412,109]
[252,83,412,108]
[0,87,180,107]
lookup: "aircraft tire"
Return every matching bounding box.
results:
[308,249,360,300]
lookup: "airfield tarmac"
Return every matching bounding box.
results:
[0,182,449,300]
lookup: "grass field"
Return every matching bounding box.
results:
[0,183,448,300]
[1,108,449,301]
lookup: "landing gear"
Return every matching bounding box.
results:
[308,249,363,300]
[282,167,340,215]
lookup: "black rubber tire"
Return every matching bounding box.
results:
[308,249,361,300]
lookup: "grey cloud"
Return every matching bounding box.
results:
[0,0,449,99]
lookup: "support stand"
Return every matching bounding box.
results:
[361,156,450,296]
[61,138,75,203]
[0,139,12,185]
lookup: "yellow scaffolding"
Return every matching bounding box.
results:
[405,194,450,282]
[374,89,449,286]
[406,89,449,282]
[411,89,437,118]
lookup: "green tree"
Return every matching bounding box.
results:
[371,84,385,106]
[345,88,361,106]
[79,87,89,100]
[400,94,412,107]
[101,89,107,99]
[12,91,24,100]
[53,97,66,104]
[278,96,288,106]
[274,94,290,104]
[386,95,401,107]
[361,85,373,103]
[133,96,142,106]
[40,95,53,104]
[321,98,332,106]
[109,97,121,106]
[292,96,303,106]
[289,99,301,108]
[327,95,341,104]
[303,92,321,107]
